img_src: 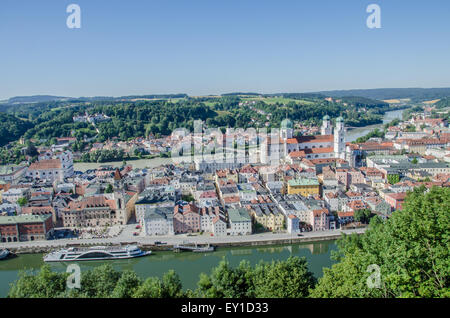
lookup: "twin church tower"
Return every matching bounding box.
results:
[279,115,346,161]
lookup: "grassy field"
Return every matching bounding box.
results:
[423,99,441,105]
[242,96,314,105]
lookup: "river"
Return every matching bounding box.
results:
[0,240,336,297]
[345,108,405,142]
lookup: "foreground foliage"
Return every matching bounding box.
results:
[311,186,449,298]
[8,257,315,298]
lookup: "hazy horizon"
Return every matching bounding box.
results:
[3,86,450,101]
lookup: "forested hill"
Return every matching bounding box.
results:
[5,88,450,105]
[316,87,450,102]
[0,112,33,146]
[435,97,450,109]
[1,94,189,106]
[6,95,68,104]
[335,96,388,108]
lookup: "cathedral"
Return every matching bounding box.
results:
[279,115,346,161]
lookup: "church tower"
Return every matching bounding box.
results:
[280,118,293,140]
[321,115,332,135]
[334,117,345,159]
[280,118,294,158]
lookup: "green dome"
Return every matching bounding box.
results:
[323,115,330,120]
[281,119,293,129]
[336,116,344,122]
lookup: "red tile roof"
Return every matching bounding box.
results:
[28,159,62,170]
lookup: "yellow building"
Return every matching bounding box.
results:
[287,178,320,196]
[267,210,284,232]
[250,208,269,230]
[249,206,285,232]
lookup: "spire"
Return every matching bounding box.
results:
[114,168,122,181]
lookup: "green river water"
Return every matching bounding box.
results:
[0,240,337,297]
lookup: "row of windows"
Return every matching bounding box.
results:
[29,171,59,176]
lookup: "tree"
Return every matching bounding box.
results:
[311,186,450,298]
[17,197,28,207]
[354,209,372,224]
[253,257,316,298]
[133,277,163,298]
[181,194,194,202]
[387,174,400,185]
[77,264,121,298]
[105,184,113,193]
[196,259,255,298]
[161,270,184,298]
[111,270,142,298]
[25,143,38,157]
[8,265,68,298]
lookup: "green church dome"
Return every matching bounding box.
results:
[281,118,293,129]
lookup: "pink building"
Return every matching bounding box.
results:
[348,169,365,185]
[310,208,330,231]
[173,203,201,234]
[384,193,407,211]
[335,169,349,187]
[336,168,365,188]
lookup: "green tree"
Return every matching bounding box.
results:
[17,197,28,207]
[253,257,316,298]
[161,270,184,298]
[78,264,121,298]
[181,194,194,202]
[311,186,450,298]
[387,174,400,185]
[105,184,113,193]
[354,209,372,224]
[196,259,255,298]
[111,270,142,298]
[8,265,68,298]
[133,277,163,298]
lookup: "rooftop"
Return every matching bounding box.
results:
[228,208,251,222]
[0,214,51,225]
[288,178,320,187]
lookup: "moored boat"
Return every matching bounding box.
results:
[43,245,151,262]
[0,249,10,260]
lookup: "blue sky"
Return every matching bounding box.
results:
[0,0,449,99]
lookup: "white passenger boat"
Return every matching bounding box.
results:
[0,249,10,260]
[43,245,151,262]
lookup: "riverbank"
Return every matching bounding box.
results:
[0,239,340,297]
[0,228,365,254]
[345,108,406,142]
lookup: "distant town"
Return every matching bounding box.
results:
[1,96,449,246]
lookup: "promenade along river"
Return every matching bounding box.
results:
[0,240,337,297]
